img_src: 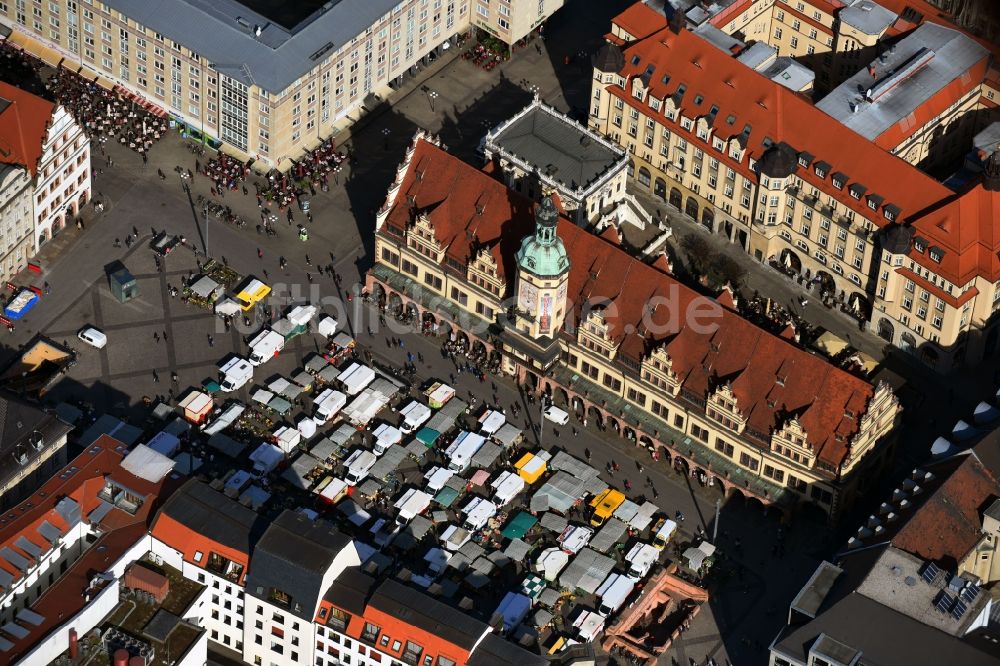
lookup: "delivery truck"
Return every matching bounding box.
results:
[247,329,285,366]
[595,573,635,617]
[219,357,253,392]
[343,449,378,486]
[313,388,348,422]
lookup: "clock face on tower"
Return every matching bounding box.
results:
[519,281,538,314]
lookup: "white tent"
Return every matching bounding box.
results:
[249,442,284,474]
[558,525,594,554]
[121,444,176,483]
[317,314,338,337]
[287,304,318,326]
[535,547,570,581]
[573,610,605,641]
[297,416,318,439]
[214,297,241,316]
[225,470,252,496]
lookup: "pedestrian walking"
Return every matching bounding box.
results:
[207,334,214,347]
[153,332,159,343]
[171,371,178,383]
[152,370,159,383]
[257,248,263,259]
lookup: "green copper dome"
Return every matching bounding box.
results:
[516,195,570,277]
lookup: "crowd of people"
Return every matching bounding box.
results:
[48,68,167,159]
[0,41,167,160]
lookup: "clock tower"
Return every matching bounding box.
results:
[514,193,571,339]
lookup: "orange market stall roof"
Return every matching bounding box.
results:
[179,390,213,423]
[515,452,547,485]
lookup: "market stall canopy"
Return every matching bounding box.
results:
[515,453,548,485]
[268,396,293,415]
[251,388,274,405]
[434,486,460,508]
[297,416,318,439]
[207,433,246,458]
[203,402,245,436]
[190,275,222,299]
[589,518,627,553]
[179,390,213,423]
[493,423,522,448]
[416,427,441,446]
[501,511,537,540]
[310,436,339,462]
[535,547,570,582]
[813,331,849,356]
[470,469,491,487]
[249,442,283,474]
[683,541,717,571]
[559,548,615,594]
[121,444,175,482]
[146,431,180,458]
[214,297,241,316]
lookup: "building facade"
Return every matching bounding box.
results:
[0,0,563,170]
[369,132,902,522]
[589,3,1000,371]
[0,81,89,254]
[0,164,35,283]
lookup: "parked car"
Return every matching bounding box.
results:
[77,326,107,349]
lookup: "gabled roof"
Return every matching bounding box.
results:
[245,510,352,620]
[380,138,881,468]
[150,478,264,561]
[0,83,54,177]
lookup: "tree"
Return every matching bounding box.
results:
[707,253,747,289]
[679,234,711,275]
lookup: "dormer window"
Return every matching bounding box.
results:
[929,246,944,263]
[884,204,901,221]
[630,55,641,65]
[814,161,830,178]
[848,183,866,199]
[913,236,927,253]
[694,94,704,106]
[681,117,693,130]
[831,172,846,189]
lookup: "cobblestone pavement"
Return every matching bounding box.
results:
[3,2,993,664]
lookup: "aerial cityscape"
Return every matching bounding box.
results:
[0,0,994,664]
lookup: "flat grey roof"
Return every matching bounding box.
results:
[760,57,815,91]
[839,0,897,35]
[736,42,776,70]
[101,0,400,92]
[488,101,625,192]
[772,592,999,666]
[816,22,987,140]
[692,23,745,54]
[791,561,844,619]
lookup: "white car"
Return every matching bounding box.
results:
[77,326,107,349]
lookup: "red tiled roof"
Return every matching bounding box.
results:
[379,138,879,468]
[0,82,54,177]
[611,2,668,40]
[907,184,1000,285]
[892,452,999,565]
[608,25,1000,285]
[0,434,180,662]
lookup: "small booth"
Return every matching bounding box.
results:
[178,390,213,425]
[515,452,547,485]
[109,267,138,303]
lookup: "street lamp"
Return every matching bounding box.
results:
[427,90,439,112]
[202,204,209,257]
[382,127,391,150]
[528,83,540,98]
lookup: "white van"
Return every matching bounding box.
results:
[78,326,108,349]
[625,543,661,580]
[313,388,347,422]
[248,329,285,366]
[343,449,378,485]
[398,400,432,434]
[219,357,253,392]
[447,431,487,473]
[595,573,635,617]
[394,488,432,526]
[543,405,570,425]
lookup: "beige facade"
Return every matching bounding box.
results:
[472,0,564,45]
[0,0,562,170]
[589,4,1000,372]
[0,164,36,283]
